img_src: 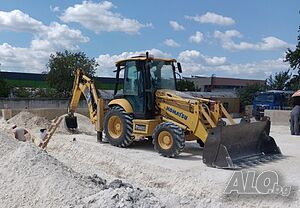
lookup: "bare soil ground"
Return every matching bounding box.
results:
[1,112,299,207]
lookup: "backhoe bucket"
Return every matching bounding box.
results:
[203,120,282,169]
[65,115,78,129]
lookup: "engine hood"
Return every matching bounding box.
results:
[156,89,198,101]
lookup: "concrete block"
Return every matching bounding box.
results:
[0,108,90,120]
[2,109,12,120]
[264,110,291,126]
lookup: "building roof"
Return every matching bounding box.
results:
[0,71,119,84]
[185,76,265,87]
[0,71,46,81]
[187,91,238,98]
[212,77,265,86]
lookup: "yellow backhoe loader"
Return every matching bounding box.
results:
[65,53,281,169]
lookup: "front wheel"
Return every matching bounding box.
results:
[103,106,133,147]
[152,122,185,157]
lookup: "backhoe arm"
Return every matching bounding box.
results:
[69,69,83,114]
[66,69,104,134]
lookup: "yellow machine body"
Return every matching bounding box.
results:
[66,55,282,169]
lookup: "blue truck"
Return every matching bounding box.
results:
[252,90,293,120]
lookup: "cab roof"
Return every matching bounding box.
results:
[115,56,177,66]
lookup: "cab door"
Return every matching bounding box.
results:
[123,61,145,118]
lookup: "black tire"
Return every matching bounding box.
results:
[103,106,133,147]
[152,122,185,157]
[146,136,153,142]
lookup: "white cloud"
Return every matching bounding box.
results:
[169,21,184,31]
[0,43,49,73]
[185,12,235,26]
[96,49,170,77]
[163,39,180,47]
[0,10,45,33]
[214,30,241,39]
[178,50,227,66]
[0,10,89,72]
[60,1,151,34]
[177,49,288,79]
[50,5,60,12]
[178,50,201,62]
[257,37,291,50]
[32,22,89,51]
[189,31,204,44]
[213,58,289,79]
[214,30,291,51]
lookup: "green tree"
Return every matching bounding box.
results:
[286,75,300,91]
[0,78,10,97]
[237,84,266,110]
[285,26,300,72]
[177,79,196,91]
[266,70,291,90]
[13,87,31,98]
[285,26,300,90]
[46,50,98,97]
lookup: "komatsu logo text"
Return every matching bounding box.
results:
[166,106,188,120]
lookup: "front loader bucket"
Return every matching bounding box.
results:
[203,120,282,169]
[65,115,78,129]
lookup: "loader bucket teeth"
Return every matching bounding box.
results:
[203,120,282,169]
[65,115,78,129]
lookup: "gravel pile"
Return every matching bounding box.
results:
[56,113,96,136]
[7,111,50,130]
[0,132,162,208]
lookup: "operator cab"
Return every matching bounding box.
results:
[114,53,182,119]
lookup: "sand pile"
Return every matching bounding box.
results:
[0,132,99,208]
[56,113,96,136]
[0,132,162,208]
[7,111,50,130]
[6,111,95,136]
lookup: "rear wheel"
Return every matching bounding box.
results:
[104,106,133,147]
[152,122,185,157]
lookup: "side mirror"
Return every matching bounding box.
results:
[177,62,182,73]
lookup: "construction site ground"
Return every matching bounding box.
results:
[0,111,299,208]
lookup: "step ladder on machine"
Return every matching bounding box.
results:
[39,116,63,149]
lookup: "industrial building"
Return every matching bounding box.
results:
[185,76,265,92]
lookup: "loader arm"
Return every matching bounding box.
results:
[66,69,104,133]
[155,89,236,143]
[155,89,281,169]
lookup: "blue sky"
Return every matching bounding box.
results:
[0,0,299,79]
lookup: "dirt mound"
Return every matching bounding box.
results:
[7,111,50,130]
[57,113,96,136]
[0,132,162,208]
[6,111,95,136]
